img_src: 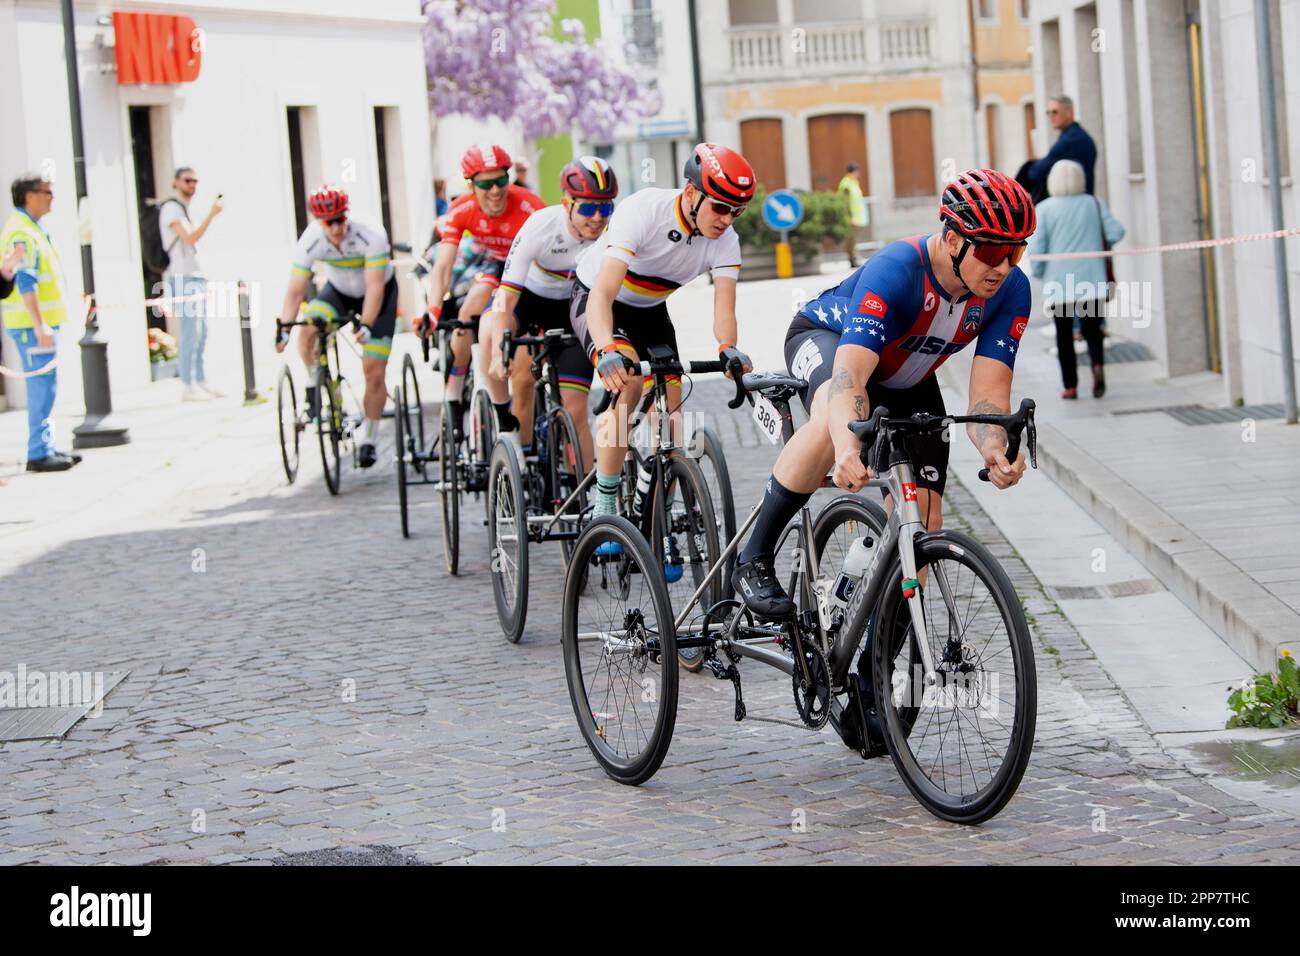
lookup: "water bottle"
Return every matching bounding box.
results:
[629,460,653,519]
[828,536,875,613]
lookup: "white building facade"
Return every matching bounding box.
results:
[1031,0,1300,402]
[0,0,433,406]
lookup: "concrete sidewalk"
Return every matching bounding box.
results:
[941,326,1300,674]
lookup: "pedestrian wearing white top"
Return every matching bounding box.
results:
[160,166,223,401]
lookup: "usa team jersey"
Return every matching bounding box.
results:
[439,184,546,263]
[573,188,741,307]
[797,235,1031,389]
[291,219,392,298]
[498,203,591,300]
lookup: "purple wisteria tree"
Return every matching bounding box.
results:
[422,0,659,142]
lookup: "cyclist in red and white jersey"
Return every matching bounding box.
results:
[483,156,618,471]
[732,168,1037,618]
[573,143,755,523]
[419,144,545,437]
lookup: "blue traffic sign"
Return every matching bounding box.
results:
[762,190,804,232]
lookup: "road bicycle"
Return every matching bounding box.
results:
[486,327,591,643]
[275,311,367,496]
[562,372,1040,825]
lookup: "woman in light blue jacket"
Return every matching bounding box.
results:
[1027,160,1125,398]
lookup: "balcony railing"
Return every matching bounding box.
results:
[624,9,663,67]
[725,18,933,79]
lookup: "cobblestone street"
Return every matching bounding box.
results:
[2,379,1299,865]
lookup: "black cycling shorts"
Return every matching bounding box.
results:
[784,314,950,497]
[570,280,679,369]
[513,286,594,394]
[303,277,398,362]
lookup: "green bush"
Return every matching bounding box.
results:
[733,186,852,260]
[1226,650,1300,729]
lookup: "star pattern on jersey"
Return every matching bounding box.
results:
[996,339,1007,348]
[829,303,843,322]
[813,304,828,323]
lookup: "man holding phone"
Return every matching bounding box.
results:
[1,173,79,471]
[160,166,223,401]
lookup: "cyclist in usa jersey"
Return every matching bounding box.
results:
[574,143,754,523]
[276,184,396,468]
[483,156,618,472]
[419,143,545,438]
[732,169,1037,619]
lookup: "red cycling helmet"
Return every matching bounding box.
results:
[308,184,348,220]
[560,156,618,201]
[939,168,1036,241]
[683,143,755,206]
[461,143,512,180]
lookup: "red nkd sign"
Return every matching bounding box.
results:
[113,12,202,85]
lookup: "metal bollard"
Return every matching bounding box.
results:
[238,280,260,404]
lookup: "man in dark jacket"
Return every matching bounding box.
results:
[1027,95,1097,196]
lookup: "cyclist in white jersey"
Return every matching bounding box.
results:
[571,143,755,524]
[483,157,617,471]
[276,184,396,468]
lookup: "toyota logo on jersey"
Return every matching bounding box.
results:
[1011,316,1029,340]
[859,292,887,317]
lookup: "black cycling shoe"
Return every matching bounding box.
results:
[358,443,377,468]
[731,556,795,619]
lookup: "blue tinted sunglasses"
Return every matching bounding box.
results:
[575,201,614,217]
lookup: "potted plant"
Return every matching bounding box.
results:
[149,327,179,381]
[732,186,852,280]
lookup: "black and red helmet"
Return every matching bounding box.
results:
[683,143,755,205]
[560,156,618,201]
[939,168,1036,241]
[461,143,512,180]
[308,184,348,220]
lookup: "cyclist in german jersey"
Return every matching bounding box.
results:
[276,184,396,468]
[483,157,618,471]
[574,143,755,522]
[419,144,545,438]
[732,169,1037,618]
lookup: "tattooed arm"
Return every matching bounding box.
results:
[826,344,878,490]
[967,356,1025,489]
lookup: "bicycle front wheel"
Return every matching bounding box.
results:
[691,426,737,581]
[276,366,300,484]
[439,399,460,575]
[868,530,1037,825]
[395,384,410,538]
[563,516,678,785]
[488,436,529,643]
[318,378,341,496]
[401,353,425,461]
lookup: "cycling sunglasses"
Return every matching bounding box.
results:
[709,199,747,218]
[324,215,347,227]
[574,201,614,217]
[967,239,1028,267]
[473,174,511,191]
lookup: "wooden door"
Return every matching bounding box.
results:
[889,108,937,198]
[807,113,867,194]
[740,118,787,191]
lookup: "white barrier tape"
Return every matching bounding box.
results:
[0,356,59,379]
[1026,225,1300,261]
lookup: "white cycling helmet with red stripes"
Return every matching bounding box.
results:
[461,143,512,180]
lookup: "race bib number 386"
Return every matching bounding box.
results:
[752,393,782,445]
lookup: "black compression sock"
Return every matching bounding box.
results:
[493,401,518,432]
[738,475,812,565]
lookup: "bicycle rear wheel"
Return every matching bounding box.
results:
[276,366,300,484]
[318,377,341,496]
[472,386,496,522]
[868,530,1037,825]
[546,407,587,569]
[439,399,460,575]
[648,452,721,673]
[562,515,678,785]
[691,426,737,581]
[401,353,425,463]
[488,436,529,643]
[395,385,410,538]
